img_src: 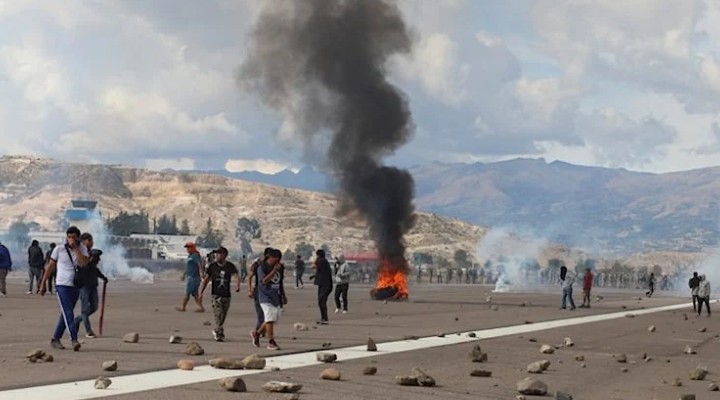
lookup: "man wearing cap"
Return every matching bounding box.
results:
[255,248,284,350]
[200,247,239,342]
[176,242,205,312]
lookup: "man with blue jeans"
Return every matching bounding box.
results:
[40,226,89,351]
[559,266,576,310]
[176,242,205,312]
[0,241,12,296]
[73,233,108,338]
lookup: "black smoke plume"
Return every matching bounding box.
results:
[240,0,416,270]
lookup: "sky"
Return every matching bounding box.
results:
[2,0,720,174]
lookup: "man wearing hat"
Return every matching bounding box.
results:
[200,247,239,341]
[176,242,205,312]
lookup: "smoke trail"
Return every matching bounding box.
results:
[86,211,154,284]
[240,0,416,267]
[477,227,547,292]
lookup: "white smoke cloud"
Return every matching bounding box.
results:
[476,227,547,292]
[86,211,154,284]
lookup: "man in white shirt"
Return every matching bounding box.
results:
[40,226,89,351]
[559,266,576,311]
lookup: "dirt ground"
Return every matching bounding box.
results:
[0,275,716,399]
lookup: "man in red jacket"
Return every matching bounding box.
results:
[580,267,593,308]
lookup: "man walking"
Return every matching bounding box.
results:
[176,242,205,312]
[689,272,700,312]
[646,272,655,298]
[27,240,45,294]
[580,267,593,308]
[45,243,57,294]
[697,274,711,317]
[312,249,333,324]
[295,254,305,288]
[72,233,108,338]
[200,247,239,342]
[239,255,248,283]
[559,266,576,311]
[248,247,274,342]
[333,255,350,314]
[39,226,89,351]
[0,241,12,297]
[254,249,284,350]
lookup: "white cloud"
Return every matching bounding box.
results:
[225,159,295,174]
[145,157,195,171]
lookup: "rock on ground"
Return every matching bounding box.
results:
[262,381,303,393]
[177,360,194,371]
[555,392,573,400]
[540,345,555,354]
[699,327,707,333]
[563,337,574,347]
[684,346,697,355]
[101,360,118,372]
[94,377,112,390]
[470,370,492,377]
[123,332,139,343]
[169,336,182,344]
[615,354,628,363]
[648,325,656,333]
[575,355,585,362]
[185,342,204,356]
[679,395,696,400]
[690,366,709,381]
[294,322,309,331]
[469,345,488,362]
[412,368,436,387]
[367,337,377,352]
[320,368,341,380]
[395,376,420,386]
[284,394,301,400]
[517,378,548,395]
[241,354,266,369]
[209,358,245,370]
[673,378,683,387]
[363,367,378,375]
[316,353,337,363]
[528,360,551,373]
[27,349,52,363]
[709,383,719,391]
[220,377,247,392]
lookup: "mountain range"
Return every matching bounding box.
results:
[217,158,720,254]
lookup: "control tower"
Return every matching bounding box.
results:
[64,199,98,233]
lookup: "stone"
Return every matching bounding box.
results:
[395,376,419,386]
[437,333,445,338]
[403,335,420,340]
[262,381,303,393]
[580,363,586,368]
[94,377,112,390]
[203,321,211,326]
[491,305,499,311]
[563,337,574,347]
[27,349,45,359]
[41,354,53,362]
[285,395,301,400]
[486,296,493,303]
[316,352,337,363]
[621,305,627,309]
[294,322,309,331]
[708,383,719,391]
[621,367,629,373]
[684,346,697,355]
[241,354,266,369]
[101,360,118,372]
[220,377,247,392]
[690,366,708,381]
[123,332,139,343]
[177,360,194,371]
[529,338,538,342]
[209,358,245,369]
[683,314,689,320]
[469,345,488,362]
[271,367,280,371]
[555,392,573,400]
[169,336,182,344]
[625,313,635,318]
[595,295,604,301]
[528,361,550,374]
[320,368,341,380]
[699,327,707,333]
[185,342,204,356]
[648,325,656,333]
[517,378,548,395]
[540,345,555,354]
[367,337,377,352]
[615,354,628,363]
[673,378,683,387]
[412,368,436,387]
[468,332,477,338]
[516,396,526,400]
[575,355,585,362]
[470,370,492,377]
[679,395,696,400]
[363,366,377,375]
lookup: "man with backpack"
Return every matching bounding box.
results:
[27,240,45,294]
[312,249,333,324]
[72,233,108,338]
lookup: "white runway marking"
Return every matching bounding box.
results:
[1,300,709,400]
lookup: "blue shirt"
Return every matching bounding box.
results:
[186,253,201,279]
[256,261,282,306]
[0,244,12,270]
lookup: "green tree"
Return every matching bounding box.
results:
[156,214,179,235]
[295,242,315,260]
[453,249,470,268]
[196,217,224,249]
[106,211,150,236]
[180,219,191,235]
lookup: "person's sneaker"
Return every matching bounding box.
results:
[85,332,97,339]
[72,341,81,351]
[50,339,65,350]
[250,330,260,348]
[26,291,33,295]
[342,310,348,314]
[319,320,329,325]
[334,308,340,314]
[267,339,280,350]
[212,330,225,342]
[569,307,576,311]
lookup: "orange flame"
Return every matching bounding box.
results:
[374,257,409,299]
